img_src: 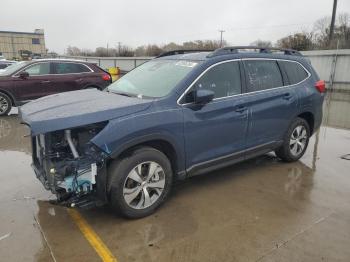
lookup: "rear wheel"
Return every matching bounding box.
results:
[275,117,310,162]
[109,147,173,218]
[0,92,11,116]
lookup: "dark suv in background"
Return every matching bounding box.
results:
[0,59,111,115]
[20,47,325,218]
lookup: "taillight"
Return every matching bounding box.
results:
[315,80,325,93]
[102,73,111,81]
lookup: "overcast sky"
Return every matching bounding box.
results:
[1,0,349,54]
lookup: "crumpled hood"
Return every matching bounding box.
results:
[20,89,152,135]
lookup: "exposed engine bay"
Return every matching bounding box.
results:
[31,122,108,208]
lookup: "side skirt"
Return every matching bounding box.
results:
[186,141,282,177]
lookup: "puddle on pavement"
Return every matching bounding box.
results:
[0,91,350,262]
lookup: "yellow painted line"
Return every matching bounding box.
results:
[68,209,118,262]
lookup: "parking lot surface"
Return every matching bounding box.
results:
[1,92,350,262]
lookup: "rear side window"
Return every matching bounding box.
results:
[187,61,241,102]
[280,61,309,85]
[53,63,91,74]
[244,60,283,92]
[24,63,50,76]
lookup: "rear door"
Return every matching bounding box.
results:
[50,62,93,93]
[13,62,52,101]
[242,59,299,149]
[182,60,248,173]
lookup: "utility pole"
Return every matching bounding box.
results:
[219,30,225,47]
[118,42,121,56]
[329,0,338,47]
[106,43,109,56]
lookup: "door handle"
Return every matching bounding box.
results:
[235,105,247,113]
[283,93,292,100]
[41,80,51,84]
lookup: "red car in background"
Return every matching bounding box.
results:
[0,59,112,115]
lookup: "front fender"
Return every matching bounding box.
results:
[90,108,186,172]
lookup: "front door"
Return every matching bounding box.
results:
[14,62,52,101]
[181,60,248,174]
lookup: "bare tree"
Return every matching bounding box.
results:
[66,46,82,56]
[276,32,314,50]
[250,39,272,48]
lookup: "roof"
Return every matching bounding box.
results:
[31,58,92,63]
[0,30,44,35]
[156,47,307,63]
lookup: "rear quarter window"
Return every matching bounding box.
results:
[280,61,309,85]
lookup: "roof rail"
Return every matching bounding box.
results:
[156,49,214,58]
[208,46,303,57]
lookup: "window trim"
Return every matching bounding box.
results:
[12,61,93,77]
[177,58,311,106]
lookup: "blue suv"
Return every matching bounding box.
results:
[20,47,325,218]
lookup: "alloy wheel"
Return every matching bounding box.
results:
[289,125,307,156]
[0,95,9,114]
[123,161,166,209]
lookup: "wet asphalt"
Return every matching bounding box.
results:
[0,92,350,262]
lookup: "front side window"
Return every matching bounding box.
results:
[244,60,283,92]
[185,61,241,103]
[108,60,198,98]
[24,63,50,76]
[53,63,91,74]
[280,61,309,85]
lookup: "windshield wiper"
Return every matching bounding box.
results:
[108,89,136,97]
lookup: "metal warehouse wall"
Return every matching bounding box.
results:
[61,49,350,91]
[302,49,350,92]
[0,31,46,59]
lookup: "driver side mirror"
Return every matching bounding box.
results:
[193,89,215,104]
[19,71,29,79]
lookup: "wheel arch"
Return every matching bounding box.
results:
[0,89,16,106]
[108,134,184,178]
[297,111,315,135]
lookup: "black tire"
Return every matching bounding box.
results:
[0,92,12,116]
[108,147,173,218]
[275,117,310,162]
[85,86,99,90]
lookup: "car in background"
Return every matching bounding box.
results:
[0,60,17,71]
[0,59,112,115]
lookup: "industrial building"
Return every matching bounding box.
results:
[0,29,46,59]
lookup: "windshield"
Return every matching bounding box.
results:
[0,61,29,76]
[107,60,198,98]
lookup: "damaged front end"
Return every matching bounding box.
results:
[31,122,109,208]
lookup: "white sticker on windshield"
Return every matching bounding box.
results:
[175,61,198,68]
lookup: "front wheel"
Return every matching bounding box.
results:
[109,147,173,218]
[0,92,12,116]
[275,117,310,162]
